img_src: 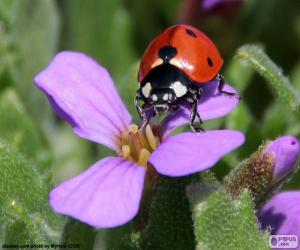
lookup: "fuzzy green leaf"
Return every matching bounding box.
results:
[0,141,62,243]
[140,176,196,250]
[188,185,269,250]
[0,89,51,172]
[60,219,96,250]
[236,45,300,113]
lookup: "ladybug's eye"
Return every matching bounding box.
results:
[207,57,214,67]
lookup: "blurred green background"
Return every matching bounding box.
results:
[0,0,300,248]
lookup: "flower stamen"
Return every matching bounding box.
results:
[138,148,152,167]
[122,145,131,158]
[120,124,161,168]
[146,125,157,150]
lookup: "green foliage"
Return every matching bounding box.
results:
[223,142,273,204]
[0,0,299,248]
[0,141,63,244]
[0,89,51,172]
[188,185,269,250]
[60,219,97,250]
[236,45,300,113]
[62,0,136,83]
[2,0,60,126]
[48,125,95,183]
[225,58,254,94]
[291,62,300,91]
[118,62,140,121]
[140,176,196,250]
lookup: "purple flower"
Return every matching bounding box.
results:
[34,51,244,228]
[178,0,242,24]
[264,136,300,184]
[202,0,225,10]
[202,0,241,11]
[259,137,300,245]
[259,192,300,242]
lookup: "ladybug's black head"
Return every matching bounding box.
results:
[139,64,191,114]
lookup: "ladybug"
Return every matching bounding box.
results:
[135,24,239,132]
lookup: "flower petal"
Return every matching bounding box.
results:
[259,192,300,237]
[149,130,244,176]
[264,136,300,183]
[158,80,239,136]
[202,0,223,10]
[202,0,242,12]
[34,51,131,151]
[49,156,146,228]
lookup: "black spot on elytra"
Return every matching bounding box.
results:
[158,46,178,63]
[185,29,197,38]
[207,57,214,67]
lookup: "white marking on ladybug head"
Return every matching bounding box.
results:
[152,94,158,102]
[142,82,152,98]
[171,81,187,98]
[151,58,163,68]
[163,93,168,101]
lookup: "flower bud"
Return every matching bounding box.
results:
[264,136,299,184]
[224,136,299,204]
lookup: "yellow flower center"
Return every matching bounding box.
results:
[120,124,161,168]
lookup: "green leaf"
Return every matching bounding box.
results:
[0,89,51,172]
[236,45,300,113]
[7,0,60,125]
[140,176,196,250]
[105,227,139,250]
[60,219,96,250]
[188,185,269,250]
[0,141,63,243]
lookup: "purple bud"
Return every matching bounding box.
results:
[264,136,300,184]
[224,135,299,202]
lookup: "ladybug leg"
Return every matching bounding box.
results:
[217,74,241,100]
[188,90,205,133]
[135,94,148,129]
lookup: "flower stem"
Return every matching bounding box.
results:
[236,45,300,113]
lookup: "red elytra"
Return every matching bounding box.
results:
[138,24,223,84]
